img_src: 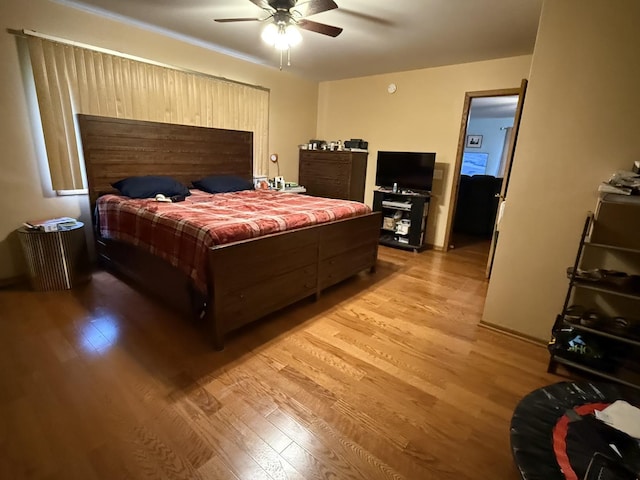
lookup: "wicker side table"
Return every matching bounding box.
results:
[18,222,90,291]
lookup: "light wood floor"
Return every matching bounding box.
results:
[0,243,558,479]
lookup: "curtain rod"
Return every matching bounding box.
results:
[16,29,269,93]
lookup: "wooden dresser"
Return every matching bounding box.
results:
[298,150,368,202]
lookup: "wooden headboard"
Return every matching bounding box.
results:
[77,115,254,208]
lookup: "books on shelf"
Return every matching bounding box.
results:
[382,200,412,210]
[24,217,79,232]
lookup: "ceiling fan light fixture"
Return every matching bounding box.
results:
[274,33,290,51]
[261,23,279,46]
[216,0,341,70]
[262,22,302,51]
[284,24,302,47]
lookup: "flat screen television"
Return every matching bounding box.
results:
[375,151,436,193]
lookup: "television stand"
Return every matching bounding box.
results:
[373,190,430,252]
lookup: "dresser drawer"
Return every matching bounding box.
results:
[305,183,348,200]
[300,159,350,179]
[300,151,351,164]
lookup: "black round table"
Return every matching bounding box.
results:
[510,381,640,480]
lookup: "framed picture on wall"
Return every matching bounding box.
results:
[466,134,483,148]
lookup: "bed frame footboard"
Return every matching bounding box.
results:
[206,212,380,349]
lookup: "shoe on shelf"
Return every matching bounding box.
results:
[566,267,630,284]
[563,305,604,328]
[580,310,602,328]
[564,304,586,323]
[604,316,633,336]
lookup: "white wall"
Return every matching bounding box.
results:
[483,0,640,340]
[0,0,319,281]
[464,117,514,177]
[317,56,532,248]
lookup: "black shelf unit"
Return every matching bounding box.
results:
[548,194,640,389]
[372,190,430,252]
[550,356,640,390]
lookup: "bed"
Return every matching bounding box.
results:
[78,114,380,349]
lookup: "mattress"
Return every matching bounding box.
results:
[97,189,371,292]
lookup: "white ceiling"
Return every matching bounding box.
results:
[54,0,543,82]
[470,95,519,119]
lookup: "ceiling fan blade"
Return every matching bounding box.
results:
[214,17,262,23]
[249,0,272,9]
[294,0,338,17]
[338,8,394,27]
[297,19,343,37]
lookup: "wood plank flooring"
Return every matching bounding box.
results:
[0,243,558,479]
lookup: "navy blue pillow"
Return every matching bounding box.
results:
[111,175,190,199]
[193,175,253,194]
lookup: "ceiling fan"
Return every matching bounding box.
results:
[214,0,343,68]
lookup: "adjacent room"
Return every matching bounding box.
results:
[451,95,518,250]
[1,0,639,479]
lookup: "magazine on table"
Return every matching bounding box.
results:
[23,216,79,232]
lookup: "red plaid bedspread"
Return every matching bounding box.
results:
[97,189,371,292]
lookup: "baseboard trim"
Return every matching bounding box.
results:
[479,320,547,347]
[0,275,28,289]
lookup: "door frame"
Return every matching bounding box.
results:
[442,82,525,254]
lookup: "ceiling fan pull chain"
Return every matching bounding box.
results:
[287,48,291,67]
[279,49,283,70]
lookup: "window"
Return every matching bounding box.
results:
[461,152,488,176]
[27,34,269,191]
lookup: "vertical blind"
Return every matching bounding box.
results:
[27,35,269,191]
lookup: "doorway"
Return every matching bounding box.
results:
[443,81,527,276]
